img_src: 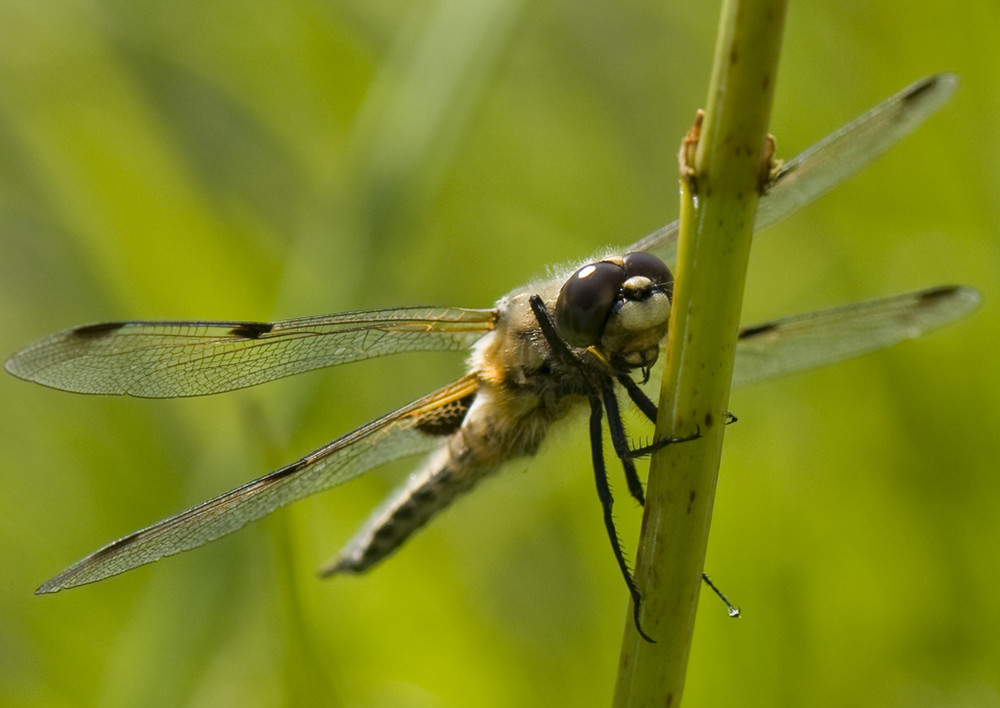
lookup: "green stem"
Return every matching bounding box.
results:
[613,1,787,705]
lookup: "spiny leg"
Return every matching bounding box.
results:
[616,373,657,422]
[701,573,740,617]
[599,377,646,505]
[587,393,654,643]
[528,294,589,374]
[603,377,741,623]
[614,373,700,459]
[617,375,739,616]
[619,373,738,430]
[527,295,653,642]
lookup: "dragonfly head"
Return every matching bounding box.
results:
[555,251,673,371]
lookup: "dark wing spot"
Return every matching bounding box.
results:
[268,457,307,481]
[87,528,142,562]
[738,321,778,339]
[228,322,274,339]
[917,285,958,306]
[903,76,936,105]
[413,392,475,436]
[71,322,127,338]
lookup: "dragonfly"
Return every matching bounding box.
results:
[6,74,979,639]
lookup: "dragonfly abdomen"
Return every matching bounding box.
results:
[321,379,565,576]
[320,439,497,576]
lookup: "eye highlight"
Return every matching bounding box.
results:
[555,261,626,348]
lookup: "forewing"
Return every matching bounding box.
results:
[733,286,980,387]
[6,307,495,398]
[629,74,957,264]
[754,73,957,233]
[36,374,480,593]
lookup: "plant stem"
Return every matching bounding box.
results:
[613,0,787,704]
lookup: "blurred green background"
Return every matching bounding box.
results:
[1,1,997,706]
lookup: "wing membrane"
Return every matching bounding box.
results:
[629,74,957,265]
[6,307,495,398]
[733,286,980,387]
[36,374,480,592]
[15,75,975,594]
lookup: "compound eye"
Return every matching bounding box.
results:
[622,251,673,296]
[555,261,626,348]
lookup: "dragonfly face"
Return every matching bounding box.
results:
[4,74,980,637]
[556,251,673,370]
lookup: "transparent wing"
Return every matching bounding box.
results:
[629,74,958,266]
[35,374,480,593]
[5,307,495,398]
[733,286,980,387]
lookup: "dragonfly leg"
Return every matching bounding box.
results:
[587,393,654,643]
[528,294,652,640]
[626,427,701,459]
[701,572,740,618]
[616,373,657,422]
[616,374,705,457]
[599,377,646,506]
